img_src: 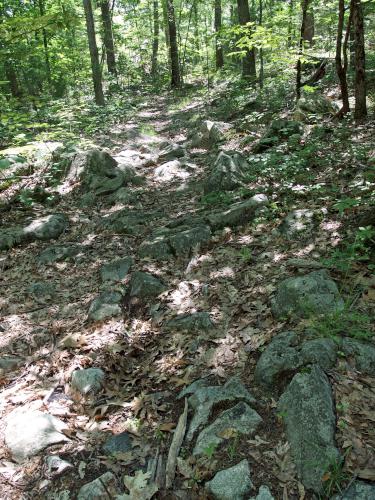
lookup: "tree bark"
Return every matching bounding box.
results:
[303,8,314,45]
[296,0,309,99]
[151,0,160,78]
[259,0,264,87]
[166,0,181,87]
[214,0,224,70]
[38,0,52,85]
[100,0,117,76]
[352,0,367,119]
[237,0,256,79]
[335,0,350,115]
[83,0,105,105]
[4,60,22,98]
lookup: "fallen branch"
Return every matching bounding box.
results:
[165,398,188,489]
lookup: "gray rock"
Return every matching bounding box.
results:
[100,257,133,282]
[154,160,189,181]
[207,194,268,229]
[139,234,174,260]
[206,460,252,500]
[279,209,316,240]
[278,365,340,493]
[45,455,73,477]
[130,271,166,298]
[250,485,275,500]
[300,338,337,369]
[0,356,22,373]
[106,187,138,205]
[102,431,133,455]
[296,93,338,120]
[193,402,262,455]
[169,226,211,255]
[71,368,105,395]
[23,214,68,241]
[102,210,148,236]
[38,245,81,264]
[178,377,212,399]
[166,312,213,331]
[187,378,256,440]
[331,481,375,499]
[158,143,186,162]
[88,291,123,321]
[192,120,231,148]
[204,151,249,193]
[5,409,69,462]
[271,270,344,319]
[254,119,303,153]
[77,472,119,500]
[254,331,302,388]
[341,338,375,375]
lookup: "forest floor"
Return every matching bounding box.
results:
[0,80,375,499]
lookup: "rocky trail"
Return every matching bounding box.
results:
[0,86,374,499]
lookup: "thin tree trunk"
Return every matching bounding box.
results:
[4,60,22,98]
[214,0,224,70]
[296,0,309,99]
[349,27,355,69]
[259,0,264,87]
[237,0,256,79]
[166,0,181,87]
[100,0,117,76]
[38,0,51,85]
[352,0,367,119]
[151,0,160,78]
[287,0,294,46]
[335,0,350,116]
[83,0,105,105]
[303,7,314,45]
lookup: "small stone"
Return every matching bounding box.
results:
[300,338,337,369]
[278,365,340,493]
[102,431,133,455]
[166,312,213,331]
[205,460,252,500]
[5,409,69,463]
[88,291,123,321]
[271,270,344,319]
[341,338,375,375]
[100,257,133,282]
[193,402,262,455]
[45,455,73,477]
[77,472,119,500]
[129,271,166,298]
[250,485,275,500]
[71,368,105,395]
[187,378,256,440]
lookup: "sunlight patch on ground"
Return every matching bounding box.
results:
[210,266,235,279]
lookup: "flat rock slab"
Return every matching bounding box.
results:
[206,460,252,500]
[154,160,190,181]
[158,143,186,162]
[130,271,166,298]
[166,312,213,331]
[187,377,256,440]
[0,214,68,250]
[100,257,133,282]
[38,244,81,264]
[254,331,337,388]
[71,368,105,395]
[103,431,133,456]
[204,151,249,193]
[278,365,340,493]
[77,472,119,500]
[5,409,69,462]
[271,270,344,318]
[88,291,123,321]
[207,194,268,230]
[193,402,262,455]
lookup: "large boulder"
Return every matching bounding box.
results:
[207,194,268,229]
[193,402,262,455]
[205,460,252,500]
[278,365,340,493]
[0,214,68,250]
[271,270,344,318]
[5,409,69,463]
[204,151,249,193]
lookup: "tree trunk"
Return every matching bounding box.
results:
[303,8,314,45]
[296,0,309,99]
[151,0,160,78]
[335,0,350,116]
[100,0,117,76]
[38,0,51,85]
[237,0,256,79]
[4,60,22,98]
[83,0,105,105]
[352,0,367,119]
[259,0,264,87]
[214,0,224,70]
[166,0,181,87]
